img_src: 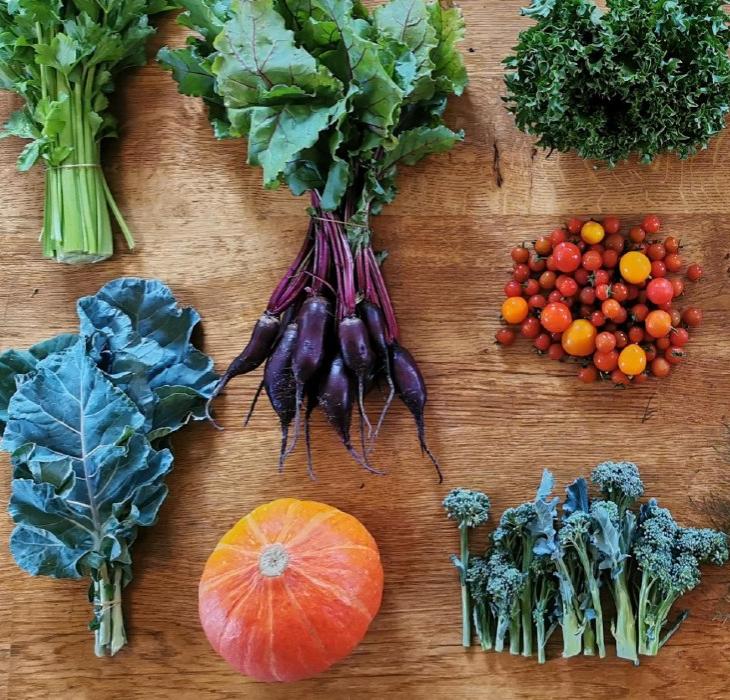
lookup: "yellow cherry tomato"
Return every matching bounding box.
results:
[619,251,652,284]
[561,319,597,357]
[580,220,605,245]
[618,344,647,376]
[501,296,529,324]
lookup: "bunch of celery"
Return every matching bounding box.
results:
[0,1,175,262]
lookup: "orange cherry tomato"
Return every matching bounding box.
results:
[619,252,652,284]
[645,310,672,338]
[561,319,597,357]
[581,221,605,245]
[540,302,573,333]
[618,344,647,376]
[502,296,529,324]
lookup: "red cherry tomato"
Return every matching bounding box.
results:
[550,228,567,246]
[646,278,674,305]
[579,286,596,305]
[670,278,684,298]
[553,242,582,273]
[578,365,599,383]
[665,253,682,273]
[596,331,617,353]
[520,316,541,339]
[504,280,523,297]
[602,216,620,235]
[687,263,703,282]
[547,343,565,361]
[495,328,516,346]
[670,327,689,347]
[593,349,619,372]
[541,302,573,333]
[567,218,583,235]
[650,260,667,278]
[513,263,530,282]
[604,233,625,253]
[602,249,619,268]
[629,226,646,243]
[642,214,662,234]
[664,236,680,254]
[556,275,578,297]
[528,294,547,309]
[582,250,603,271]
[523,278,540,296]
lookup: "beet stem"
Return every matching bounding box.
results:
[268,221,314,310]
[366,247,399,341]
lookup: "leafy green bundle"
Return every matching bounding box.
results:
[446,462,729,664]
[503,0,730,166]
[0,1,176,263]
[1,278,218,656]
[159,0,466,476]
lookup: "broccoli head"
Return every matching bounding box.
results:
[677,527,729,566]
[466,556,491,604]
[591,461,644,512]
[443,488,491,529]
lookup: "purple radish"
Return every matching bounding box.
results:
[391,343,443,482]
[318,355,383,475]
[361,302,395,444]
[263,322,298,471]
[206,312,281,426]
[286,295,331,457]
[338,315,375,458]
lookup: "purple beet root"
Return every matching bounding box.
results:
[206,312,281,427]
[286,295,332,458]
[263,323,298,471]
[318,354,383,475]
[361,302,395,444]
[338,315,375,457]
[391,343,442,482]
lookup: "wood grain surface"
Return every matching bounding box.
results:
[1,3,730,699]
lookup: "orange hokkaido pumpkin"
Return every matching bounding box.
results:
[199,498,384,682]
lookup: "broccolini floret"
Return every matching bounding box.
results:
[530,554,558,664]
[635,499,729,655]
[444,488,491,647]
[591,461,644,513]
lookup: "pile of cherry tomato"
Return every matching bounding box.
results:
[497,215,704,385]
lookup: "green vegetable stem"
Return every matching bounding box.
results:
[0,1,176,263]
[92,562,127,657]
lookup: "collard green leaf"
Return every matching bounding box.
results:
[0,333,78,426]
[76,277,218,438]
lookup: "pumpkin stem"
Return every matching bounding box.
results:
[259,543,289,577]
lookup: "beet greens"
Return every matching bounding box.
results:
[160,0,467,477]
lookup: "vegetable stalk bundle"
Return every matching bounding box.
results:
[446,462,730,664]
[0,1,176,262]
[160,0,468,476]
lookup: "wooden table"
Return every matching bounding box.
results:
[1,4,729,699]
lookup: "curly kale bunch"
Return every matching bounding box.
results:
[504,0,730,166]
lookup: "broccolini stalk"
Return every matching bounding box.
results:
[444,489,491,646]
[490,470,558,657]
[558,507,606,657]
[485,550,525,653]
[634,501,729,656]
[466,557,493,651]
[553,546,586,658]
[531,555,558,664]
[590,462,644,664]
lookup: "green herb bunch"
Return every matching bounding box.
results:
[503,0,730,166]
[448,462,729,664]
[0,1,176,263]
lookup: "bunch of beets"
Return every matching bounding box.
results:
[208,192,440,480]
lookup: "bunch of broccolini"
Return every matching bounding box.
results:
[445,461,728,664]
